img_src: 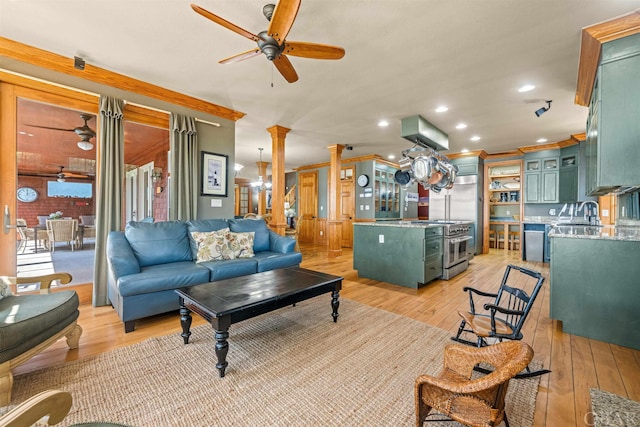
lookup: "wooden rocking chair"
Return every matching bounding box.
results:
[451,264,550,378]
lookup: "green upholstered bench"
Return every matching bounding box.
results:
[0,273,82,406]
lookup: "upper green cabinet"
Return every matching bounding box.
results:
[585,33,640,196]
[558,145,579,203]
[524,151,559,204]
[374,163,400,219]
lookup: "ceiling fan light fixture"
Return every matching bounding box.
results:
[57,177,66,183]
[77,140,94,151]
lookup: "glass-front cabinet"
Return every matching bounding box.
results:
[374,163,400,219]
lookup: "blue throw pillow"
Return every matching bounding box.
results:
[227,218,270,252]
[125,221,192,267]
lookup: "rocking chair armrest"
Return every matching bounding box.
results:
[463,286,498,298]
[483,303,525,317]
[415,370,509,395]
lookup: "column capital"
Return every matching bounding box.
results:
[267,125,291,139]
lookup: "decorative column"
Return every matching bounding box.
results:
[267,125,290,236]
[256,157,269,216]
[327,144,344,258]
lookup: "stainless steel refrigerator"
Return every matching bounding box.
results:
[429,175,483,255]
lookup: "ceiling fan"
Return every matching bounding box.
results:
[191,0,345,83]
[26,113,96,150]
[18,166,93,182]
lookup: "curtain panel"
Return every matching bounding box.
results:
[93,96,125,307]
[169,113,198,220]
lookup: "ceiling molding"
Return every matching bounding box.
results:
[575,10,640,107]
[0,37,245,122]
[447,150,488,160]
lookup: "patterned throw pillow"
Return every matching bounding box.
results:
[228,231,255,258]
[191,229,235,263]
[0,281,13,300]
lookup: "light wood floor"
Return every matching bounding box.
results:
[18,243,640,426]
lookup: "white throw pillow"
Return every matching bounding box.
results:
[228,231,255,258]
[191,229,235,262]
[0,281,13,300]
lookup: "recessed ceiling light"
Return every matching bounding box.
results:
[378,120,389,127]
[455,123,467,130]
[470,135,481,141]
[461,149,469,153]
[536,138,548,143]
[435,106,448,113]
[518,84,535,92]
[387,154,395,160]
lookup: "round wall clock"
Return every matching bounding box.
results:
[357,174,369,187]
[17,187,38,203]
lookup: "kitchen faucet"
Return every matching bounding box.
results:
[578,200,600,225]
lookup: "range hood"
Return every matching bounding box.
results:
[401,115,449,151]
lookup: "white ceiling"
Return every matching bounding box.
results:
[2,0,640,180]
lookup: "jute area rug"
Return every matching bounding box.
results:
[590,389,640,426]
[3,299,541,426]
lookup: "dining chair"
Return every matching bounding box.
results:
[16,219,48,253]
[46,219,79,252]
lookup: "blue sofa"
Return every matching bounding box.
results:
[106,218,302,332]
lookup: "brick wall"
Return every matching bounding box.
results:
[17,176,93,226]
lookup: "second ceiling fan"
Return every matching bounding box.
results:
[191,0,345,83]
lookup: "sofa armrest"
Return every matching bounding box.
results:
[107,231,141,278]
[268,230,296,253]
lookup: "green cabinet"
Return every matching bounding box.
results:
[524,152,559,203]
[353,224,443,288]
[558,145,578,203]
[374,163,400,219]
[585,33,640,196]
[550,236,640,350]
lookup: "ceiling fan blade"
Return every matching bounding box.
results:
[273,54,299,83]
[283,41,345,60]
[219,48,262,64]
[267,0,301,44]
[25,124,76,132]
[191,3,259,42]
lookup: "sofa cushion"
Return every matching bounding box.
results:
[191,229,235,263]
[117,261,210,297]
[228,231,255,258]
[227,219,270,252]
[0,291,79,363]
[199,258,258,281]
[186,219,230,259]
[125,221,192,267]
[254,251,303,272]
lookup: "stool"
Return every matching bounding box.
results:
[509,231,520,250]
[488,230,505,249]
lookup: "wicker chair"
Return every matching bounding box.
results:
[46,219,78,252]
[415,341,534,427]
[16,219,48,253]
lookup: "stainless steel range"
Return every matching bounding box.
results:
[422,220,473,280]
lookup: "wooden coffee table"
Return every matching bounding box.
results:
[176,267,342,377]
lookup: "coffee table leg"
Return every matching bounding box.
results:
[179,298,192,344]
[213,316,232,377]
[331,289,340,323]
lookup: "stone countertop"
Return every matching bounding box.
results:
[353,221,444,229]
[549,225,640,241]
[523,216,560,224]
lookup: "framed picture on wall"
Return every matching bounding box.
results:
[201,151,228,197]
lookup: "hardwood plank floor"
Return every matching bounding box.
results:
[16,243,640,426]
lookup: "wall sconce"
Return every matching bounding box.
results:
[152,168,163,183]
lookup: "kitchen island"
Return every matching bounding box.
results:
[549,224,640,350]
[353,222,444,289]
